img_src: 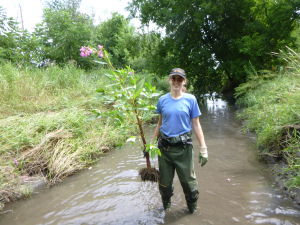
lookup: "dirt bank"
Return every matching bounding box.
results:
[263,154,300,206]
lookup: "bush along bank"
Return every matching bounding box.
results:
[235,47,300,205]
[0,61,161,213]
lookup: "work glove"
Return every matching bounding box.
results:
[199,147,208,167]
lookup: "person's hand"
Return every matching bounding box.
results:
[199,147,208,167]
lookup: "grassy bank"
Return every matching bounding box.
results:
[235,48,300,190]
[0,62,146,212]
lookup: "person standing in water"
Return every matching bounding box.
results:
[152,68,208,213]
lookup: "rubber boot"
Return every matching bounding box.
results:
[162,198,171,210]
[187,201,197,213]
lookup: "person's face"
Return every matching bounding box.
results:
[169,75,186,91]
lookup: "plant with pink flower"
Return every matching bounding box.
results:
[80,44,162,182]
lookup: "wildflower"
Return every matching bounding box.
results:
[98,45,103,49]
[129,71,134,75]
[11,175,14,178]
[99,50,103,58]
[80,46,92,58]
[13,158,19,166]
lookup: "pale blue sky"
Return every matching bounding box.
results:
[1,0,143,32]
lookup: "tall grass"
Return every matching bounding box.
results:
[236,47,300,189]
[0,62,134,211]
[0,62,109,117]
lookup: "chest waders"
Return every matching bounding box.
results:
[158,130,199,213]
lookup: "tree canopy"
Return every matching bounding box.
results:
[127,0,300,95]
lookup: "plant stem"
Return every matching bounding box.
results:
[136,114,151,169]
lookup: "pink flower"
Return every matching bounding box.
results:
[11,175,14,178]
[87,47,92,53]
[129,71,134,75]
[98,45,103,49]
[80,46,92,57]
[99,51,103,58]
[13,158,19,166]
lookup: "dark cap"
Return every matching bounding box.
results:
[169,68,186,79]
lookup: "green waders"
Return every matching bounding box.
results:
[158,131,199,213]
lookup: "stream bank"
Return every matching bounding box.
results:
[263,154,300,205]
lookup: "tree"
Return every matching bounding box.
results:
[127,30,162,73]
[127,0,300,96]
[291,20,300,51]
[92,13,139,69]
[0,6,40,66]
[35,0,93,68]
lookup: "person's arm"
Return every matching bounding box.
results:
[192,116,208,166]
[192,116,206,147]
[152,114,162,142]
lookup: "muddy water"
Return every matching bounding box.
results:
[1,99,300,225]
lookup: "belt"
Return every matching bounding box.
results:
[158,130,193,150]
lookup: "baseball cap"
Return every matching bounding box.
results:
[169,68,186,79]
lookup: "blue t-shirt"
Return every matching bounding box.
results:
[155,93,201,137]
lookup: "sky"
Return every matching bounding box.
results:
[1,0,147,32]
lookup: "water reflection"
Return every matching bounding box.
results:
[1,99,300,225]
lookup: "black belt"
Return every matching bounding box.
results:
[158,131,193,150]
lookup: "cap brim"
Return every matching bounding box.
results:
[169,73,186,78]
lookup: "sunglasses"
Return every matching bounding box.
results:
[171,77,185,82]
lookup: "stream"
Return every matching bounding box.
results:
[1,99,300,225]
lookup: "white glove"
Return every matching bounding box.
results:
[200,147,208,158]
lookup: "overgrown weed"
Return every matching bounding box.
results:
[236,47,300,189]
[0,62,109,117]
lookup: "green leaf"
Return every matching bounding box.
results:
[96,88,105,93]
[106,83,120,87]
[91,109,101,114]
[133,88,143,99]
[94,61,107,65]
[116,143,123,150]
[135,78,144,94]
[104,73,113,78]
[116,114,124,123]
[156,148,161,156]
[150,149,156,160]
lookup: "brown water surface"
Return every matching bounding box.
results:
[1,99,300,225]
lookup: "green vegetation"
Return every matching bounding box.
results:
[235,47,300,189]
[0,62,140,211]
[128,0,300,95]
